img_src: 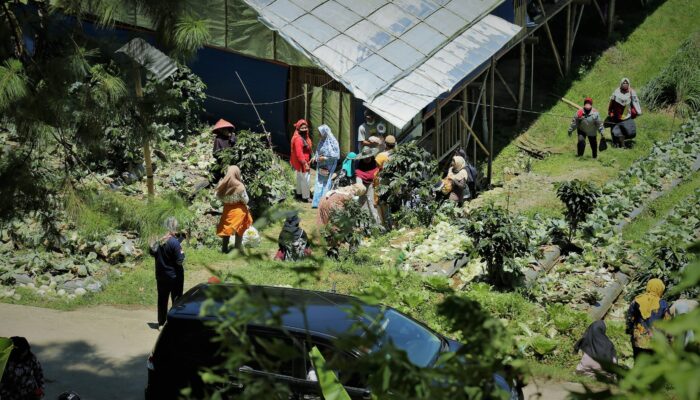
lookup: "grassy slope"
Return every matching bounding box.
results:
[622,170,700,245]
[481,0,700,215]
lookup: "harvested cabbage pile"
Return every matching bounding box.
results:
[405,222,471,263]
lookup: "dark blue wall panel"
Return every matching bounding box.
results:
[81,20,291,154]
[190,50,290,154]
[492,0,515,23]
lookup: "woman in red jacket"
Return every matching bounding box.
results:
[290,119,313,202]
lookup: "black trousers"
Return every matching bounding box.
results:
[157,276,184,326]
[577,133,598,158]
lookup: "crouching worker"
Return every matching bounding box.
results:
[274,213,311,261]
[568,97,604,158]
[608,77,642,148]
[574,321,617,377]
[317,183,367,258]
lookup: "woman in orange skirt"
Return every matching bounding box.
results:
[215,165,253,253]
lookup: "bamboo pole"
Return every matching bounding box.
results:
[461,87,469,148]
[592,0,607,25]
[495,68,518,105]
[481,82,488,150]
[459,115,490,155]
[536,0,564,78]
[565,4,572,75]
[133,64,154,199]
[488,58,495,185]
[530,42,534,109]
[435,98,441,156]
[607,0,616,37]
[573,5,585,46]
[517,41,526,126]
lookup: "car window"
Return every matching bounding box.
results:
[246,332,305,379]
[374,309,442,368]
[306,342,364,388]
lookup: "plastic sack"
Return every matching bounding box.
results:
[241,226,261,248]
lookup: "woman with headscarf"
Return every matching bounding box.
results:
[274,213,311,261]
[312,125,340,209]
[0,336,45,400]
[574,321,618,377]
[215,166,253,253]
[608,77,642,148]
[290,119,313,202]
[445,156,470,206]
[626,278,670,358]
[354,146,381,224]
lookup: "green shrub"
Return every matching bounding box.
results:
[376,142,439,227]
[555,179,601,241]
[79,189,193,246]
[642,32,700,117]
[322,199,380,259]
[459,205,529,289]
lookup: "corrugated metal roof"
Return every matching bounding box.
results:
[242,0,521,128]
[116,38,177,82]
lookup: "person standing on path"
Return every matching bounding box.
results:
[626,278,670,358]
[0,336,45,400]
[312,125,340,209]
[357,110,386,151]
[290,119,313,202]
[568,97,604,158]
[215,166,253,253]
[149,217,185,327]
[608,77,642,148]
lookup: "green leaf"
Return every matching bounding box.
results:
[309,346,351,400]
[0,337,13,382]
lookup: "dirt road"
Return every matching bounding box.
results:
[1,303,582,400]
[0,303,158,399]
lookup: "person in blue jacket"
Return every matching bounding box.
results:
[149,217,186,327]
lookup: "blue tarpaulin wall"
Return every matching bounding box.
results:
[80,20,292,154]
[190,50,290,154]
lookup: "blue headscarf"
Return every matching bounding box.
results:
[316,125,340,159]
[342,152,356,177]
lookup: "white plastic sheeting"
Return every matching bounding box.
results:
[243,0,521,128]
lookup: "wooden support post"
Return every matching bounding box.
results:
[592,0,607,26]
[459,115,490,156]
[434,98,441,156]
[565,3,572,75]
[517,41,526,126]
[461,86,468,148]
[536,0,564,78]
[607,0,616,37]
[530,42,534,109]
[488,58,495,186]
[481,81,488,151]
[495,68,518,105]
[573,5,585,46]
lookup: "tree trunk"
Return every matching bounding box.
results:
[133,65,154,198]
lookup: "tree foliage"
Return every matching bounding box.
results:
[0,0,208,222]
[322,198,379,259]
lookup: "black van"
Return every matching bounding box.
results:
[145,284,519,399]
